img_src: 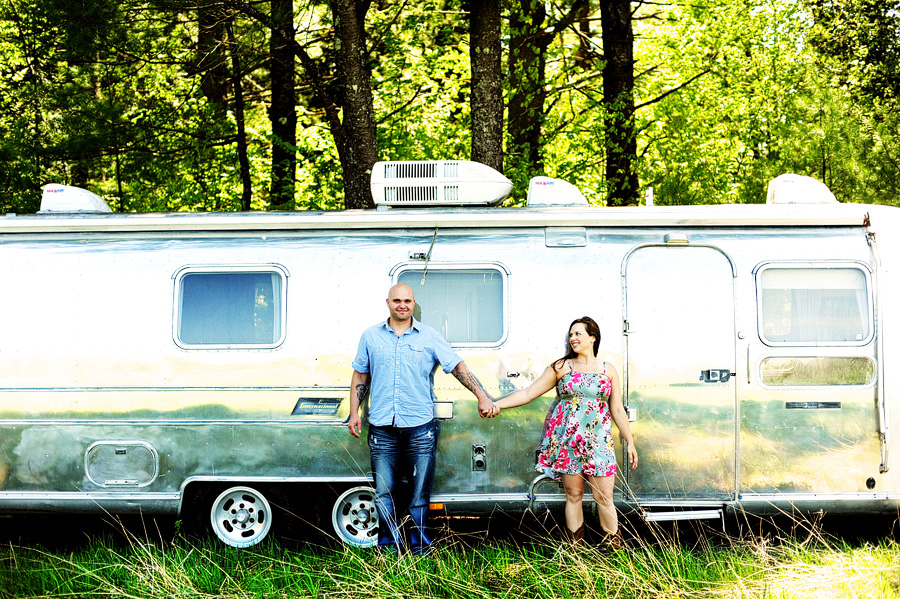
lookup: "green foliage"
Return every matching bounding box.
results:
[631,0,900,206]
[806,0,900,104]
[0,0,898,212]
[634,0,814,204]
[0,0,271,213]
[370,1,472,163]
[503,3,612,205]
[804,0,900,205]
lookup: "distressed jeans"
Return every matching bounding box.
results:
[368,419,438,554]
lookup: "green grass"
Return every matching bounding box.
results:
[1,519,899,599]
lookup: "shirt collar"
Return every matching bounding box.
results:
[382,317,420,335]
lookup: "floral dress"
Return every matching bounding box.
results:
[536,361,617,479]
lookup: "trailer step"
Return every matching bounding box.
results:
[642,509,722,522]
[642,509,725,531]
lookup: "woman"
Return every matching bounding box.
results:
[490,316,637,546]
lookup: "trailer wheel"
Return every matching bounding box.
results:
[331,486,379,548]
[209,486,273,548]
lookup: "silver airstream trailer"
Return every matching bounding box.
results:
[1,163,898,548]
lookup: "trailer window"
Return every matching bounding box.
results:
[760,357,874,386]
[758,267,869,345]
[177,271,284,347]
[397,268,505,346]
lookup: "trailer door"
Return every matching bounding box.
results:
[623,244,736,501]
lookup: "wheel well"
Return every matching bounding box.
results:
[179,481,372,545]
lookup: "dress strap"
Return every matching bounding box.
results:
[603,361,607,374]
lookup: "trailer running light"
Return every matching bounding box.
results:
[429,503,445,511]
[370,160,512,207]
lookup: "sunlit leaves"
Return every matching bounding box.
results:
[1,0,898,212]
[369,1,471,162]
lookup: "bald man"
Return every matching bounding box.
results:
[349,283,494,555]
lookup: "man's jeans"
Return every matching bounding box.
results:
[368,420,438,553]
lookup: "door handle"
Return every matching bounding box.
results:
[700,369,733,383]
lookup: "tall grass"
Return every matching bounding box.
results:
[1,516,898,599]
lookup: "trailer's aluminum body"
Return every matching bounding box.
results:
[1,202,898,542]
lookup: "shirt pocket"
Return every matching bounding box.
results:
[375,344,393,363]
[404,343,431,369]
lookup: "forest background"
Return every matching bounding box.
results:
[0,0,897,215]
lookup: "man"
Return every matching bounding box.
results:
[348,283,494,554]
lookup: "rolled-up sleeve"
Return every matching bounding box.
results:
[351,333,371,373]
[431,333,461,374]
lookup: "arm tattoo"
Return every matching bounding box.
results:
[453,370,483,395]
[355,383,368,403]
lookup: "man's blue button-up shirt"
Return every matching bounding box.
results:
[352,318,461,428]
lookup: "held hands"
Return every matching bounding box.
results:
[478,395,500,419]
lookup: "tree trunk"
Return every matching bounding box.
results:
[330,0,377,209]
[221,0,378,209]
[573,0,595,68]
[269,0,296,210]
[507,0,548,174]
[226,17,252,211]
[469,0,503,173]
[197,2,230,113]
[600,0,639,206]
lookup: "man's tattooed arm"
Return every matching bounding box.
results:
[348,370,371,437]
[452,366,485,396]
[355,382,368,403]
[452,363,496,399]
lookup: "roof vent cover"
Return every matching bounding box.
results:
[39,184,113,214]
[371,160,511,207]
[525,176,589,207]
[766,174,838,204]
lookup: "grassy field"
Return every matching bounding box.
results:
[0,514,898,599]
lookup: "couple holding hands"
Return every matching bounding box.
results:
[348,283,637,554]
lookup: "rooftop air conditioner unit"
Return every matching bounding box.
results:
[39,184,113,213]
[370,160,512,207]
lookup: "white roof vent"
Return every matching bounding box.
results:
[39,184,112,213]
[766,174,838,204]
[526,176,588,207]
[370,160,512,207]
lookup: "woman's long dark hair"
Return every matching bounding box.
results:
[552,316,601,370]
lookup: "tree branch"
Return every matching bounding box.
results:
[377,84,424,125]
[634,68,711,111]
